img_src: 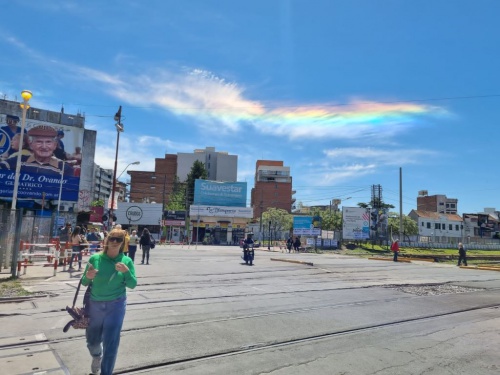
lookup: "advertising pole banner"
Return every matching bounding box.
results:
[0,114,83,202]
[342,207,370,240]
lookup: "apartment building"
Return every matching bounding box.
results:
[417,190,458,214]
[177,147,237,182]
[251,160,294,220]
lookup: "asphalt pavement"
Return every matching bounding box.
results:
[1,244,500,375]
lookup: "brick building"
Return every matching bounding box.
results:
[250,160,294,220]
[417,190,458,214]
[128,154,177,205]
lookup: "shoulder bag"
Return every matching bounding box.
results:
[63,278,92,332]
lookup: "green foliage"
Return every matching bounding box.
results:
[186,161,208,207]
[91,199,104,207]
[309,207,342,231]
[357,199,395,209]
[388,213,418,240]
[262,208,293,237]
[166,177,186,211]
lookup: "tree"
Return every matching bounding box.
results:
[262,208,293,241]
[388,213,418,242]
[309,207,342,231]
[166,177,186,211]
[185,161,208,207]
[357,200,395,209]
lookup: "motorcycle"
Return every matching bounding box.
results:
[242,243,254,266]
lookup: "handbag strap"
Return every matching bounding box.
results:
[72,278,83,308]
[72,277,92,308]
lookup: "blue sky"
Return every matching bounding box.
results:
[1,0,499,214]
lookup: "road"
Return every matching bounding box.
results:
[1,245,500,374]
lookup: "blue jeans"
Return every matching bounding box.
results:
[86,297,127,375]
[69,246,82,268]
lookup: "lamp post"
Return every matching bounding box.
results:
[11,90,32,210]
[117,161,140,180]
[9,90,32,276]
[108,106,123,229]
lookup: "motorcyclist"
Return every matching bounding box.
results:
[243,234,255,265]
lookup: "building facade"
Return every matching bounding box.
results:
[251,160,294,220]
[417,191,458,214]
[93,165,113,202]
[408,210,463,243]
[177,147,237,182]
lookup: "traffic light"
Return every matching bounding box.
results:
[370,211,378,230]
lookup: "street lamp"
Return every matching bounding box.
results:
[117,161,140,180]
[11,90,32,210]
[108,106,123,229]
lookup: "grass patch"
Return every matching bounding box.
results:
[0,277,33,297]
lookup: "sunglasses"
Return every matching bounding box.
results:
[108,236,124,243]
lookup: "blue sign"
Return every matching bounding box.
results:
[293,216,313,229]
[194,180,247,207]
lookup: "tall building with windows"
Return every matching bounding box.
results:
[93,165,113,202]
[417,190,458,214]
[177,147,237,182]
[251,160,294,220]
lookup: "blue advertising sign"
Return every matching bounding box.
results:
[293,216,320,235]
[0,113,84,202]
[194,180,247,207]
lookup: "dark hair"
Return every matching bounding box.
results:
[71,226,81,238]
[142,228,150,236]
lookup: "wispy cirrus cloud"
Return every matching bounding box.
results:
[324,147,440,166]
[2,36,451,140]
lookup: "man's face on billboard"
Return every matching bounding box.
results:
[29,136,57,161]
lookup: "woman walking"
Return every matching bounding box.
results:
[128,230,139,262]
[82,228,137,375]
[69,226,84,271]
[139,228,153,265]
[457,242,467,266]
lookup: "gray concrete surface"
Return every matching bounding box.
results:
[1,244,499,374]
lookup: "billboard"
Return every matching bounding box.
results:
[370,208,389,239]
[190,205,253,218]
[342,207,370,240]
[0,113,83,202]
[293,216,320,236]
[194,180,247,207]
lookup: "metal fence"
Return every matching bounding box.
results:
[0,208,76,274]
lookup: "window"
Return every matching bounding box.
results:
[450,204,456,208]
[435,223,440,229]
[455,225,459,231]
[427,222,431,229]
[449,224,452,230]
[421,222,424,226]
[439,202,444,205]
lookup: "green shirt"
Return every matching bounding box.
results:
[82,252,137,301]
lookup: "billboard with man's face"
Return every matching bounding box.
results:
[0,113,84,202]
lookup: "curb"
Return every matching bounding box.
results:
[459,266,500,272]
[368,257,411,263]
[270,258,314,266]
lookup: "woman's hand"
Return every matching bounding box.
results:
[115,262,129,273]
[86,264,98,280]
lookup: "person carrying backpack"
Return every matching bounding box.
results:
[139,228,153,265]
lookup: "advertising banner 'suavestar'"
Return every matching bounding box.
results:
[194,180,247,207]
[0,114,83,202]
[342,207,370,240]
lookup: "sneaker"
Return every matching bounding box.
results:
[91,356,102,374]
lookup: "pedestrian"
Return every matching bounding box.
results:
[457,242,467,266]
[81,228,137,375]
[391,239,400,262]
[139,228,153,265]
[69,226,84,271]
[59,223,72,266]
[128,230,139,262]
[293,237,301,252]
[86,227,100,254]
[286,236,293,253]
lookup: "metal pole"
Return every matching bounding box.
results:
[109,106,122,230]
[11,92,31,210]
[399,167,403,241]
[268,220,271,250]
[54,160,65,236]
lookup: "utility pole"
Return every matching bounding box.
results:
[399,168,403,241]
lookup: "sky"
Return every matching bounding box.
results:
[1,0,499,215]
